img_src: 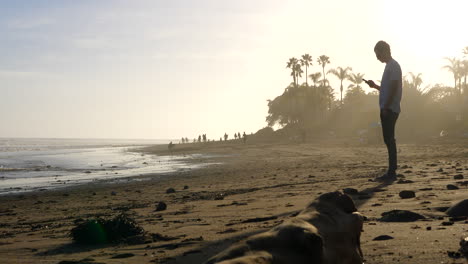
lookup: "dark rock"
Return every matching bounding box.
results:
[214,193,224,200]
[184,185,189,190]
[437,168,444,172]
[373,235,394,241]
[343,188,358,195]
[166,188,176,194]
[426,226,431,230]
[399,190,416,199]
[454,174,464,180]
[441,221,454,226]
[460,237,468,258]
[155,202,167,211]
[379,210,425,222]
[419,188,433,191]
[433,206,450,212]
[111,253,135,259]
[84,171,92,174]
[397,179,414,184]
[447,184,459,190]
[446,199,468,217]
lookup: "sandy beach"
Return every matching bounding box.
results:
[0,138,467,264]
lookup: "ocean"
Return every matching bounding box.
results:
[0,138,205,195]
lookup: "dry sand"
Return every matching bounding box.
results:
[0,139,467,264]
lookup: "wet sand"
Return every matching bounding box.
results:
[0,139,467,263]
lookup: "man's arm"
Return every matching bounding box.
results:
[365,80,380,91]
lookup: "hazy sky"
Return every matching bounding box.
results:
[2,0,468,139]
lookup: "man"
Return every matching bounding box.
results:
[365,41,402,181]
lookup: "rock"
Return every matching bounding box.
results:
[446,199,468,217]
[111,191,117,196]
[379,210,425,222]
[343,188,358,195]
[397,179,414,184]
[84,171,92,174]
[447,184,459,190]
[214,193,224,200]
[111,253,135,259]
[441,221,454,226]
[426,226,431,230]
[155,202,167,211]
[437,168,444,172]
[183,185,189,190]
[399,190,416,199]
[166,188,176,194]
[460,237,468,258]
[373,235,394,241]
[454,174,464,180]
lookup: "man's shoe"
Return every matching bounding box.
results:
[374,172,397,182]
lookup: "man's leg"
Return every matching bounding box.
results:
[380,111,399,175]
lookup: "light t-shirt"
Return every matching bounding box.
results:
[379,58,402,113]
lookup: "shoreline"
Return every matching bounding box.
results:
[0,140,467,263]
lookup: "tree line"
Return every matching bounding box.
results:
[267,48,468,140]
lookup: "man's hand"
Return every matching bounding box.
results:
[364,80,379,90]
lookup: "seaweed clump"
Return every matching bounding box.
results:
[70,214,144,245]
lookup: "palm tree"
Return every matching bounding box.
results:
[328,66,352,104]
[406,72,423,91]
[309,72,322,87]
[286,57,299,86]
[317,55,331,86]
[294,63,303,87]
[347,72,365,90]
[443,57,461,94]
[300,54,313,86]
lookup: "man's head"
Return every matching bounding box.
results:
[374,40,392,63]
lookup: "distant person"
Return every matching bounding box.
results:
[234,133,238,140]
[224,133,228,141]
[242,132,247,143]
[198,135,201,143]
[168,141,174,152]
[364,40,402,181]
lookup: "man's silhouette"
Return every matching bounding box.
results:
[365,41,402,181]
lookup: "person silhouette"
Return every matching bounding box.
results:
[364,41,402,181]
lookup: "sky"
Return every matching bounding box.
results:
[1,0,468,139]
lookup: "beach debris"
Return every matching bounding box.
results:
[373,235,394,241]
[399,190,416,199]
[379,210,425,222]
[343,188,358,195]
[70,213,145,245]
[454,174,464,180]
[446,199,468,217]
[166,188,176,194]
[155,201,167,211]
[447,184,459,190]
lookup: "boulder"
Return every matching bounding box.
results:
[379,210,425,222]
[446,199,468,217]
